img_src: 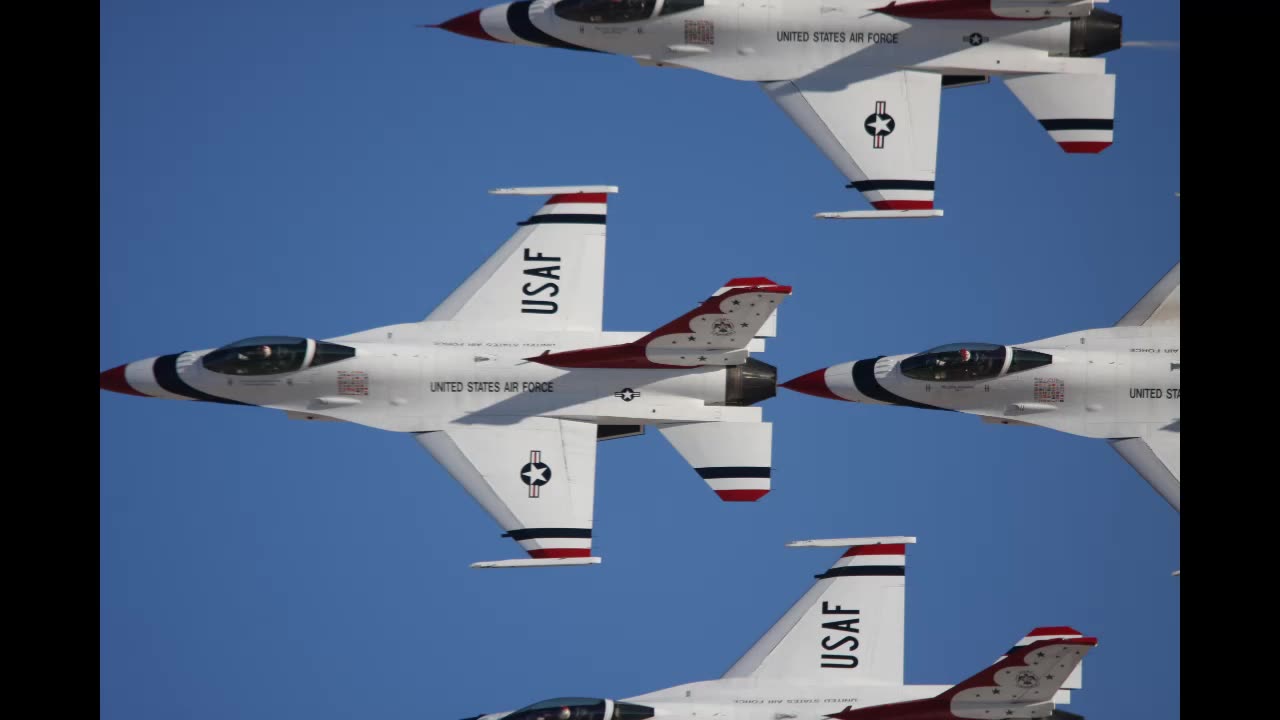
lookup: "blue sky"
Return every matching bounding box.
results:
[101,2,1179,718]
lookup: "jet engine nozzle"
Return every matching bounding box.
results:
[724,358,777,406]
[1069,7,1122,57]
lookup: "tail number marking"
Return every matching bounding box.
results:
[522,249,561,315]
[820,602,860,669]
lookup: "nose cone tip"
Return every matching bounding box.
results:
[780,368,846,401]
[432,9,499,42]
[100,365,146,397]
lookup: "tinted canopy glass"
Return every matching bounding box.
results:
[555,0,656,23]
[201,337,356,376]
[1008,347,1053,374]
[203,336,309,376]
[900,342,1006,382]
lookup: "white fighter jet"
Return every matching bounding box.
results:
[463,536,1097,720]
[430,0,1122,219]
[782,261,1180,511]
[99,187,791,568]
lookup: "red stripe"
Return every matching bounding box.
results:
[99,364,149,397]
[1027,625,1083,637]
[546,193,608,205]
[841,543,906,558]
[527,548,592,559]
[432,10,502,43]
[780,368,849,402]
[1058,141,1112,154]
[871,200,935,210]
[723,276,780,288]
[716,489,769,502]
[873,0,1005,20]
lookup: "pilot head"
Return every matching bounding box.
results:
[557,708,571,720]
[958,348,971,362]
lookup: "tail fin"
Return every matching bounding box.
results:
[722,537,914,684]
[1004,73,1116,153]
[996,627,1088,695]
[936,629,1097,717]
[527,277,792,369]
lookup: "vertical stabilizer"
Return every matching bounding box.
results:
[721,537,914,685]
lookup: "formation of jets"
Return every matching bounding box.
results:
[100,1,1177,718]
[431,0,1122,218]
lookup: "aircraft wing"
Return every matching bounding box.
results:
[415,417,600,566]
[762,68,941,215]
[1115,261,1180,327]
[423,187,616,332]
[1110,431,1180,511]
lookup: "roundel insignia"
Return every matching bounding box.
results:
[864,101,895,149]
[1015,671,1040,689]
[520,450,552,498]
[964,32,989,46]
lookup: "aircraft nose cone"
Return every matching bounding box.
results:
[100,364,147,397]
[780,368,846,401]
[428,9,499,42]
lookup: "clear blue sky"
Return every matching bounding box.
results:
[101,2,1179,718]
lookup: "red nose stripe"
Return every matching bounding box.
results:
[99,365,148,397]
[716,489,769,502]
[780,369,848,401]
[432,10,500,43]
[1059,141,1112,154]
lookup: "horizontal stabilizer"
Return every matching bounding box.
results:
[787,535,917,549]
[1005,73,1116,153]
[471,556,603,569]
[816,209,944,220]
[528,278,792,368]
[489,185,619,196]
[939,631,1097,716]
[660,421,773,501]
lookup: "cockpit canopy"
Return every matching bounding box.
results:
[554,0,703,24]
[201,336,356,376]
[502,697,654,720]
[899,343,1052,383]
[901,342,1005,382]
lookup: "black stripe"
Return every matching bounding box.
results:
[502,528,592,540]
[507,1,600,52]
[1039,118,1114,131]
[852,358,948,411]
[152,354,250,405]
[695,467,771,479]
[846,179,936,192]
[518,214,606,226]
[816,565,906,579]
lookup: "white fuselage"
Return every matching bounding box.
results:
[117,322,762,432]
[822,325,1180,441]
[494,0,1105,81]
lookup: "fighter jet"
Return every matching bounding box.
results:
[99,187,791,568]
[430,0,1122,219]
[463,536,1096,720]
[783,261,1180,511]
